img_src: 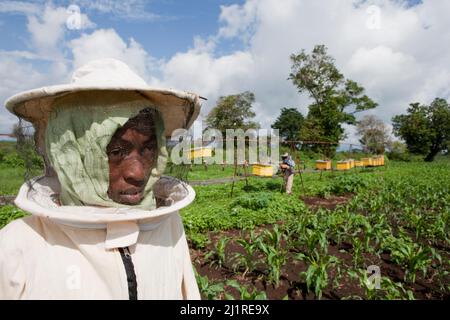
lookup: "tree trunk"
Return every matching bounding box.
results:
[424,147,440,162]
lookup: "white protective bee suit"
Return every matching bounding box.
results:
[0,59,202,300]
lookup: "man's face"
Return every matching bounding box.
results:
[106,114,158,205]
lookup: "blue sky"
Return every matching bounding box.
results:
[0,0,246,59]
[78,0,245,58]
[0,0,448,144]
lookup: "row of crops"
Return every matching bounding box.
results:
[0,159,448,299]
[182,160,449,299]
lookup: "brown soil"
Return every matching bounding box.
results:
[0,195,15,205]
[190,225,449,300]
[300,193,354,210]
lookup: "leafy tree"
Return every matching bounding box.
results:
[7,120,44,175]
[271,107,304,142]
[356,115,391,154]
[387,140,409,161]
[289,45,377,156]
[392,98,450,162]
[205,91,260,136]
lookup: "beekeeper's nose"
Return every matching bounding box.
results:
[123,157,146,185]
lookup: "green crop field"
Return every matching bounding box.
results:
[180,160,449,300]
[0,153,449,300]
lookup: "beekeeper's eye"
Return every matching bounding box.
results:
[110,148,123,156]
[108,147,127,158]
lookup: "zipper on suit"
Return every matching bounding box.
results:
[119,247,138,300]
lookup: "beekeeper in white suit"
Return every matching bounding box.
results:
[0,58,201,299]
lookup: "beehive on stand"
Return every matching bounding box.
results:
[377,155,385,166]
[348,159,355,168]
[316,160,332,170]
[184,147,212,160]
[362,158,373,167]
[252,164,274,176]
[354,160,364,167]
[373,157,381,166]
[336,160,351,171]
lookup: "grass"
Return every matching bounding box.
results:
[164,163,237,181]
[0,140,43,195]
[182,159,449,299]
[0,165,28,195]
[0,164,44,195]
[0,150,449,300]
[0,141,16,155]
[0,158,450,299]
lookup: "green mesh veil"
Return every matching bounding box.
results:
[44,91,168,209]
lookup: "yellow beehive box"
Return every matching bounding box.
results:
[354,160,364,167]
[373,157,381,166]
[316,160,331,170]
[336,161,351,171]
[252,164,274,176]
[185,147,212,160]
[348,159,355,168]
[376,156,384,166]
[362,157,373,167]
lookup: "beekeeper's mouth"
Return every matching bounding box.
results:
[118,188,144,205]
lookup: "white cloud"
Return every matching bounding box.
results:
[0,49,51,60]
[218,0,258,41]
[74,0,163,21]
[156,48,255,99]
[0,54,69,132]
[0,2,95,60]
[0,2,94,132]
[346,46,420,104]
[153,0,450,144]
[27,4,95,59]
[0,1,40,15]
[1,25,157,133]
[69,29,153,79]
[1,0,449,147]
[0,0,161,22]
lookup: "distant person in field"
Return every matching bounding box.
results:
[0,59,202,299]
[280,153,295,195]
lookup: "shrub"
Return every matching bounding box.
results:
[0,205,29,229]
[2,152,25,167]
[232,192,273,210]
[265,180,283,191]
[187,231,209,249]
[329,175,370,195]
[0,150,43,169]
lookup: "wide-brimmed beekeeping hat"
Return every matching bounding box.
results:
[4,58,202,139]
